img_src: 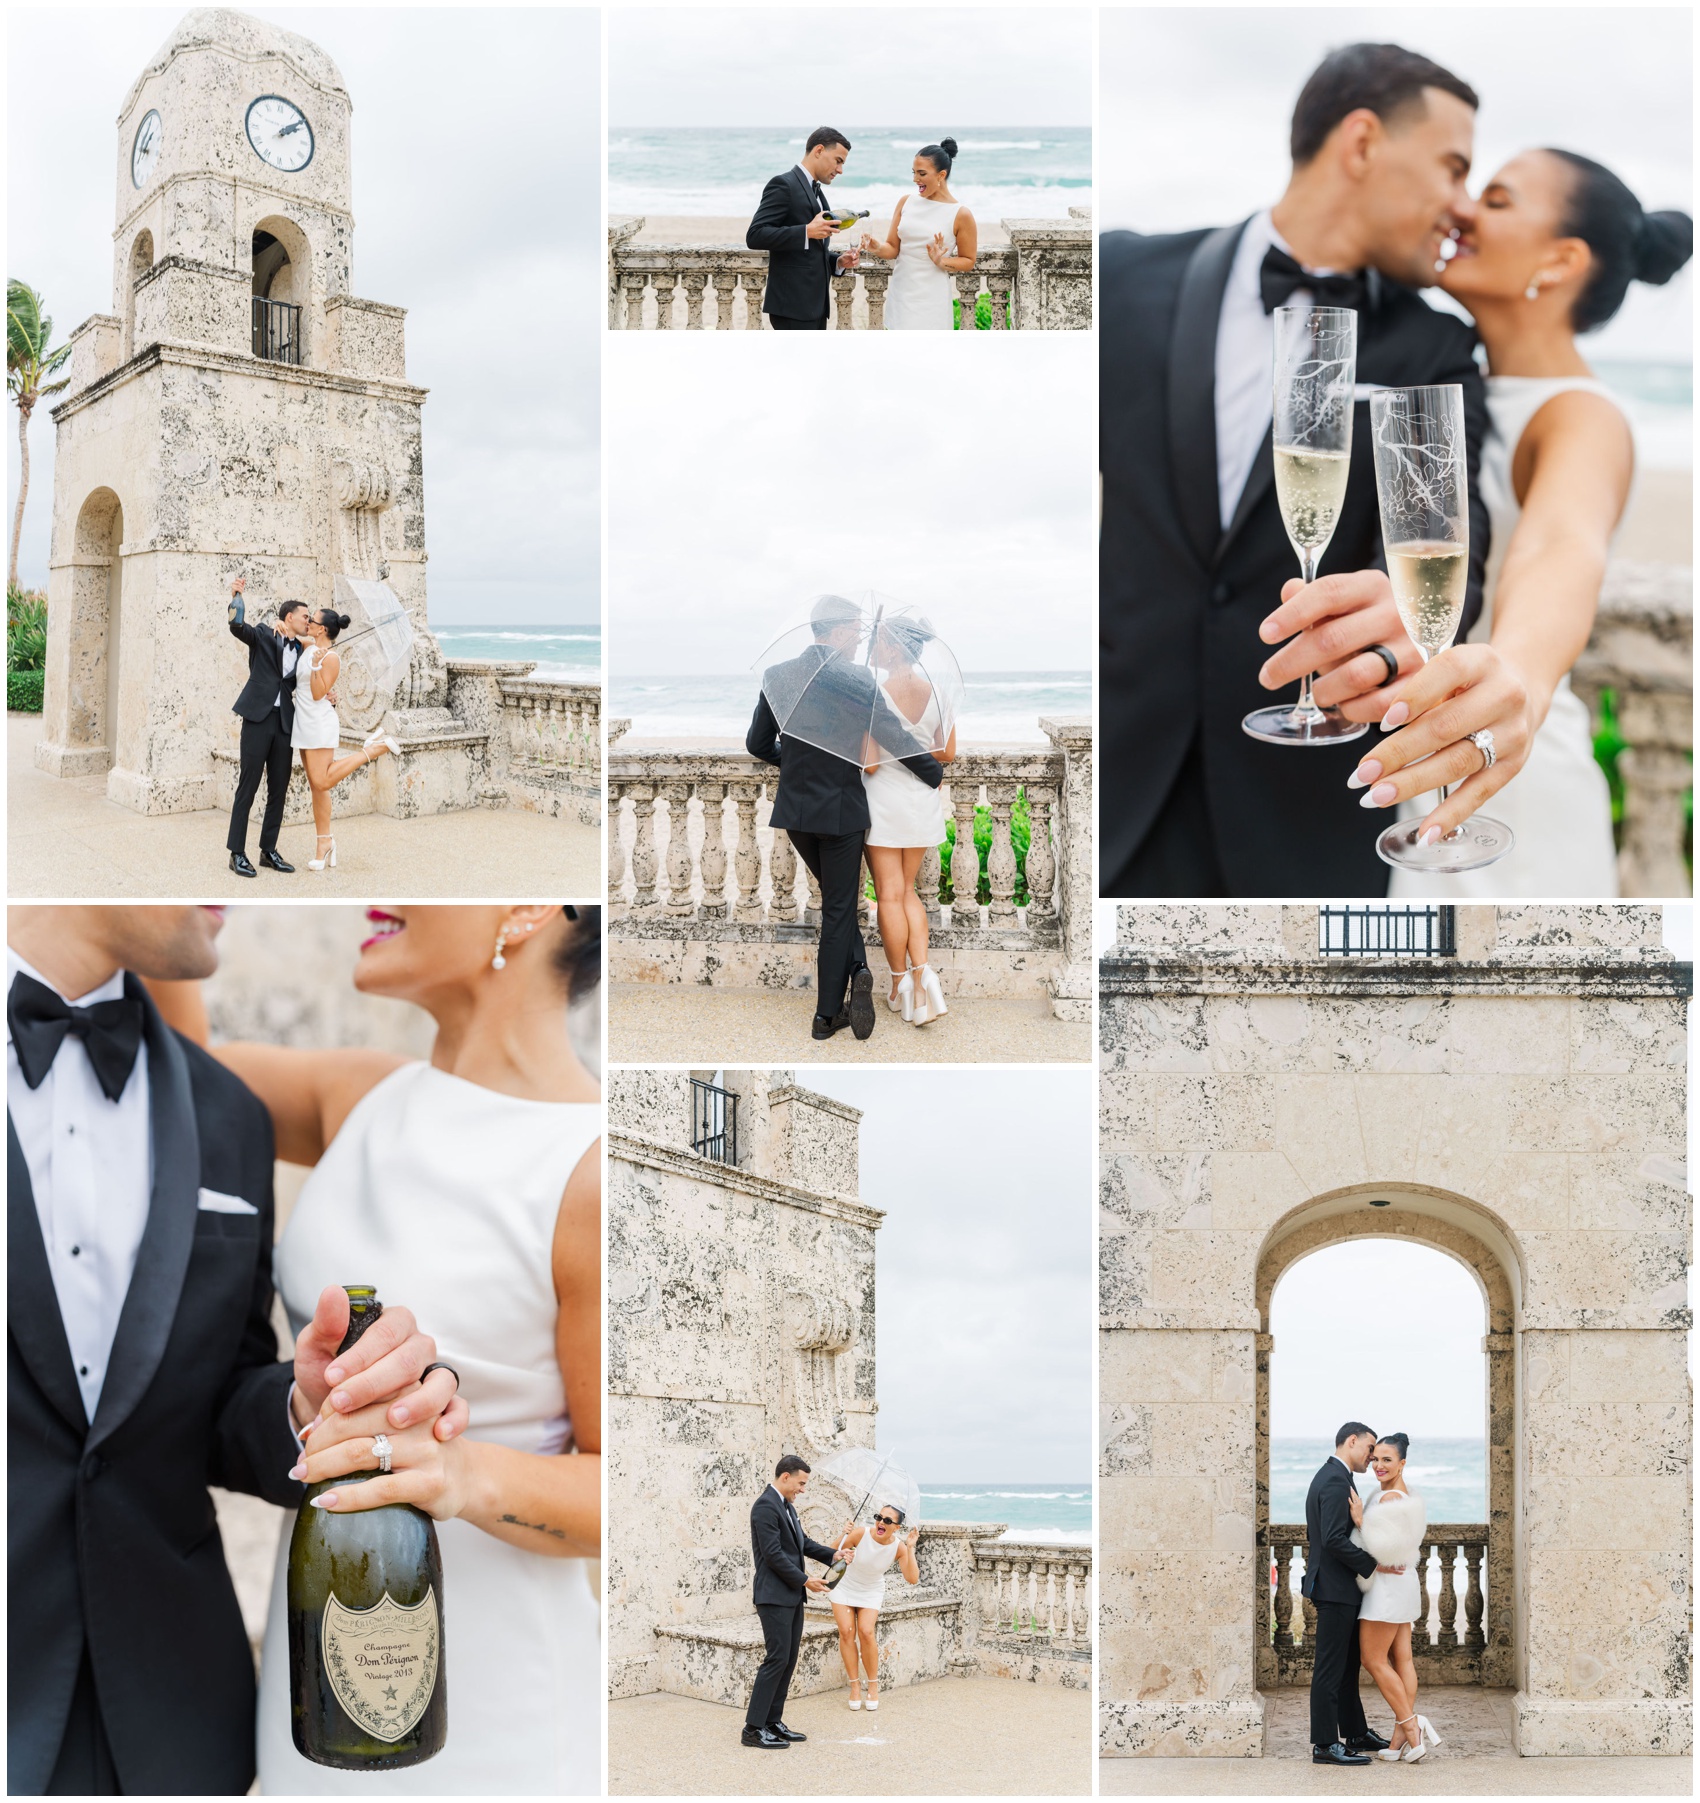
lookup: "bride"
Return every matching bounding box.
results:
[1348,150,1691,896]
[858,139,979,330]
[148,905,601,1795]
[863,616,956,1026]
[1349,1434,1439,1763]
[293,608,400,873]
[829,1508,920,1711]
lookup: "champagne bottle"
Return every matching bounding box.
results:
[828,208,870,231]
[288,1286,447,1769]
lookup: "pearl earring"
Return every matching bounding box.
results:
[1525,280,1541,300]
[491,928,509,971]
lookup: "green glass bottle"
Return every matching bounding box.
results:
[288,1286,447,1769]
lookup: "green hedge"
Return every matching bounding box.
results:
[9,668,44,712]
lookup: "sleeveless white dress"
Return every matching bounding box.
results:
[1390,376,1622,899]
[256,1063,602,1796]
[864,687,948,848]
[1353,1487,1426,1625]
[883,194,963,331]
[831,1531,903,1611]
[291,642,342,751]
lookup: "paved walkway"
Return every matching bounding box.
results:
[1102,1689,1689,1795]
[609,985,1091,1064]
[8,715,601,898]
[611,1678,1091,1795]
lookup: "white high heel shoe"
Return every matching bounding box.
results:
[307,835,337,871]
[1400,1713,1442,1762]
[888,965,912,1017]
[910,965,932,1026]
[363,731,401,757]
[864,1682,879,1712]
[847,1681,862,1711]
[920,964,948,1020]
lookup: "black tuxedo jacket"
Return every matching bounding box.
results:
[749,1486,838,1609]
[7,980,303,1796]
[747,166,839,321]
[1301,1457,1379,1606]
[1100,220,1491,895]
[747,649,944,837]
[227,594,298,732]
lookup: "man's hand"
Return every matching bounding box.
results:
[231,577,246,597]
[291,1284,468,1441]
[1376,1564,1406,1575]
[1256,571,1418,720]
[805,1577,829,1593]
[805,210,836,241]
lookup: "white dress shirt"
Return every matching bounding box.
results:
[276,634,299,707]
[6,949,153,1420]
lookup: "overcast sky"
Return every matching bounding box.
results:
[1100,7,1693,362]
[6,7,598,624]
[805,1067,1092,1484]
[609,7,1091,127]
[607,335,1094,674]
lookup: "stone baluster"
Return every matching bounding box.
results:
[620,273,647,330]
[1437,1541,1459,1649]
[804,858,824,927]
[863,267,890,329]
[608,782,630,916]
[697,780,728,918]
[987,268,1013,329]
[1025,782,1057,922]
[949,779,981,925]
[770,829,799,922]
[1463,1540,1486,1649]
[1414,1543,1435,1651]
[651,272,678,328]
[732,782,764,922]
[977,1557,998,1629]
[917,836,942,924]
[995,1558,1012,1631]
[985,783,1019,923]
[681,271,708,330]
[831,271,856,329]
[1044,1562,1059,1636]
[629,784,660,913]
[1272,1543,1295,1651]
[739,271,765,328]
[661,781,693,915]
[1067,1561,1086,1639]
[1301,1581,1316,1650]
[952,269,981,328]
[712,271,738,329]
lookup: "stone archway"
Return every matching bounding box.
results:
[250,214,312,362]
[50,488,125,771]
[124,229,154,357]
[1253,1188,1519,1700]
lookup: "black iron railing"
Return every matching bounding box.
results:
[690,1078,738,1165]
[1319,905,1456,959]
[251,297,302,365]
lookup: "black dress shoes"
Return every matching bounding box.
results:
[740,1726,789,1749]
[848,965,875,1039]
[769,1722,806,1742]
[812,1008,851,1040]
[229,851,257,879]
[1346,1730,1391,1753]
[258,848,295,872]
[1312,1742,1371,1765]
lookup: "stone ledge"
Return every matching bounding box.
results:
[1100,957,1692,1000]
[1514,1695,1692,1758]
[608,1130,886,1230]
[1101,1697,1266,1758]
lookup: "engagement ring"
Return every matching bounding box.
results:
[372,1433,393,1474]
[1469,729,1497,772]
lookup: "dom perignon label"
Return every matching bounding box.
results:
[321,1589,440,1743]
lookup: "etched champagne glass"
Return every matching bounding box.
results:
[1243,306,1367,745]
[1368,383,1514,871]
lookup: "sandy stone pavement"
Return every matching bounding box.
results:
[9,715,601,898]
[610,1677,1091,1795]
[609,983,1091,1063]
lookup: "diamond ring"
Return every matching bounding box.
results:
[372,1433,393,1475]
[1469,729,1496,771]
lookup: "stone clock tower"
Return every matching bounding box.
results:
[37,7,466,817]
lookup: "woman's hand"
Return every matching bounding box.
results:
[1347,643,1533,842]
[841,1518,858,1541]
[1347,1488,1364,1528]
[905,1526,920,1548]
[295,1391,473,1521]
[926,230,948,267]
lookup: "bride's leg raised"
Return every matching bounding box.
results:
[866,846,911,998]
[832,1603,860,1690]
[317,742,378,789]
[1357,1620,1412,1749]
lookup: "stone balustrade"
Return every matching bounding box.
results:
[608,209,1091,330]
[441,661,602,825]
[1571,559,1693,897]
[606,716,1093,1018]
[972,1538,1092,1647]
[1261,1524,1490,1687]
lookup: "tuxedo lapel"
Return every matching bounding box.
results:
[7,1113,89,1435]
[85,980,202,1453]
[1167,221,1244,569]
[790,165,816,223]
[1218,429,1274,568]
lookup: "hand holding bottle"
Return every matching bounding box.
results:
[805,210,836,241]
[291,1281,468,1440]
[295,1394,474,1521]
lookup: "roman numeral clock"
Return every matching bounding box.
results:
[36,7,473,825]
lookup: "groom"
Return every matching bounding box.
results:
[743,1454,838,1750]
[747,595,944,1042]
[7,904,466,1794]
[1100,42,1493,897]
[746,127,859,330]
[1303,1422,1395,1767]
[225,576,304,879]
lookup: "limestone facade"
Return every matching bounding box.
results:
[1098,905,1691,1760]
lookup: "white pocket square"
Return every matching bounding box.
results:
[197,1187,259,1216]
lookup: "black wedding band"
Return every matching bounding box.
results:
[421,1362,461,1392]
[1366,644,1400,688]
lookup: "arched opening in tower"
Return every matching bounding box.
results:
[251,227,302,363]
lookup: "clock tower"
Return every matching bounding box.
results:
[38,7,464,818]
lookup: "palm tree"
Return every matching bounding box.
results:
[8,280,72,591]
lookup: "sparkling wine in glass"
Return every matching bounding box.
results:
[1368,383,1513,872]
[1243,306,1369,746]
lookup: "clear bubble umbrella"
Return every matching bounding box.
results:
[812,1446,923,1538]
[752,591,965,770]
[333,574,416,701]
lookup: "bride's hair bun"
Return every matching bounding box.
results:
[553,903,601,999]
[317,607,353,640]
[919,138,956,175]
[1636,210,1693,286]
[1377,1432,1410,1460]
[1548,149,1694,331]
[941,137,958,160]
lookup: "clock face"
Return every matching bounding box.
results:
[132,109,162,188]
[245,95,314,173]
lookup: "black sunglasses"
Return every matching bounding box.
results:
[873,1515,900,1527]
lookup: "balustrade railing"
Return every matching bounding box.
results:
[1261,1524,1489,1685]
[496,676,601,790]
[972,1539,1092,1646]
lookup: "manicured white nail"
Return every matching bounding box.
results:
[309,1492,339,1509]
[288,1462,306,1481]
[1419,826,1442,847]
[1347,760,1381,791]
[1359,782,1397,809]
[1380,702,1409,730]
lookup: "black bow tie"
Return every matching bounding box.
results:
[1260,245,1368,315]
[8,973,145,1104]
[811,180,825,208]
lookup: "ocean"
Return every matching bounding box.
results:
[609,125,1092,223]
[1592,359,1693,470]
[1271,1438,1487,1524]
[433,624,600,681]
[919,1481,1091,1544]
[610,669,1090,742]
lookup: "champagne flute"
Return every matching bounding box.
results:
[1367,383,1514,872]
[1243,306,1368,746]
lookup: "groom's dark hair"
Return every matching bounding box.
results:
[775,1454,812,1478]
[1290,44,1478,166]
[1336,1420,1376,1446]
[277,599,308,622]
[806,126,851,154]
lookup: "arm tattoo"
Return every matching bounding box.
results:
[500,1512,567,1540]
